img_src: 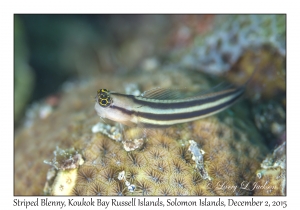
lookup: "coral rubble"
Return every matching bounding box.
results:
[14,15,285,196]
[15,70,270,195]
[253,142,286,196]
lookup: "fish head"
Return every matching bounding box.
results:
[94,89,133,125]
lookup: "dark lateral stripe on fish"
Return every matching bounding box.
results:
[111,105,134,116]
[136,91,243,121]
[111,88,243,124]
[112,88,242,110]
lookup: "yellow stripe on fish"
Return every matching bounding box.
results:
[94,85,245,127]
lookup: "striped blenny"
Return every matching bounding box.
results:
[94,85,245,127]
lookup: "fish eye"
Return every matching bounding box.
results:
[97,89,112,107]
[99,96,112,107]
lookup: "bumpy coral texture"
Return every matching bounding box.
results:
[15,70,269,195]
[72,117,268,196]
[180,15,285,75]
[15,15,285,196]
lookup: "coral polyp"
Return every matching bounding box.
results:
[15,70,276,196]
[14,15,285,196]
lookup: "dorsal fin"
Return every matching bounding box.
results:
[141,87,185,100]
[140,83,236,100]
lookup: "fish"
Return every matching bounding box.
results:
[94,84,245,127]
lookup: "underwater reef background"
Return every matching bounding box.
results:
[14,14,286,195]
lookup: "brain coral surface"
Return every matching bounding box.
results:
[14,71,272,196]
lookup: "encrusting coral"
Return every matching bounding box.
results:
[14,15,285,196]
[180,15,285,77]
[174,15,286,151]
[253,142,286,196]
[15,69,273,196]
